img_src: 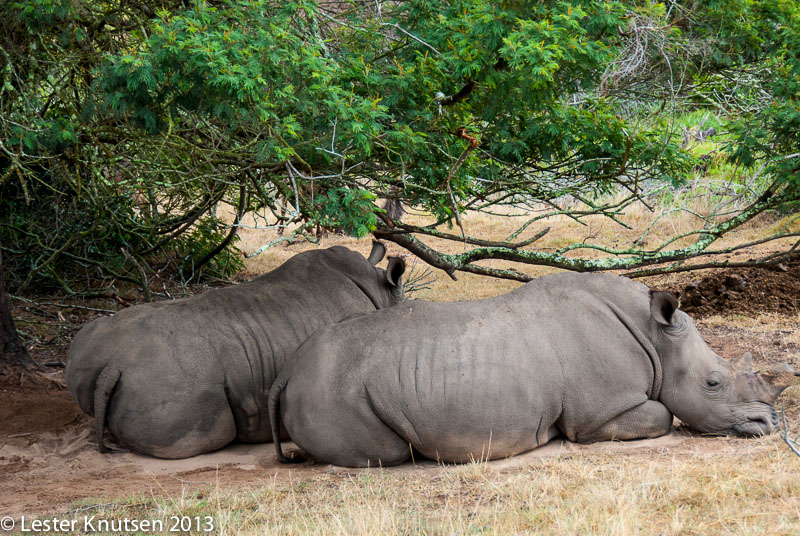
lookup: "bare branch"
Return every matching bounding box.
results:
[192,184,248,277]
[780,408,800,458]
[383,222,550,249]
[120,248,152,303]
[375,186,794,280]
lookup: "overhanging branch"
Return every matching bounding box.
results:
[373,187,792,281]
[383,221,551,249]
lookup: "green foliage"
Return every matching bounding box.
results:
[3,0,800,290]
[98,1,389,162]
[10,0,74,32]
[317,188,381,238]
[0,0,244,291]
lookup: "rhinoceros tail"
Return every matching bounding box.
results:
[268,376,304,464]
[93,366,121,453]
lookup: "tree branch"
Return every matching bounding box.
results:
[375,188,791,280]
[439,80,476,106]
[192,183,248,276]
[382,222,550,249]
[780,409,800,458]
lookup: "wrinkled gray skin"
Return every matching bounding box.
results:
[270,272,793,468]
[66,243,405,459]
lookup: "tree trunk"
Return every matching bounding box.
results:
[0,243,32,368]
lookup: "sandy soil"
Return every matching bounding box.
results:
[1,268,798,519]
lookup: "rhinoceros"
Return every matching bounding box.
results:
[269,272,795,467]
[66,242,405,458]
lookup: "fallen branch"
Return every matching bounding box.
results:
[11,296,117,314]
[37,361,66,368]
[779,408,800,458]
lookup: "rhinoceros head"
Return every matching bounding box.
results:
[650,291,795,436]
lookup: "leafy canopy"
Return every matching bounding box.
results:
[2,0,799,290]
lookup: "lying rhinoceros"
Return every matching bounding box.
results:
[66,242,405,458]
[269,272,795,467]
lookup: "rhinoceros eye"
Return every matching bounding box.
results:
[703,373,725,394]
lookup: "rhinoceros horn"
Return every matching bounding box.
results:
[731,352,797,403]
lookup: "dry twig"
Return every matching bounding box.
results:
[779,408,800,458]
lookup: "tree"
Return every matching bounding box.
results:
[0,244,31,367]
[2,0,799,292]
[1,0,245,294]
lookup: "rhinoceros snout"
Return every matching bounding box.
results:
[733,408,779,436]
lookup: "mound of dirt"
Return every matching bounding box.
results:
[672,260,800,318]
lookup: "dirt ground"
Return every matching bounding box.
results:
[1,267,799,519]
[657,259,800,318]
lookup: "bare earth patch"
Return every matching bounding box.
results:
[668,260,800,318]
[1,360,796,521]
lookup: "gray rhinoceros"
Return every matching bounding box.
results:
[269,272,795,467]
[66,242,405,458]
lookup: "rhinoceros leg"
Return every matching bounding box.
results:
[271,377,410,468]
[575,400,673,443]
[107,381,237,459]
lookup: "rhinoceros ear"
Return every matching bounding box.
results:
[367,241,387,266]
[385,256,406,287]
[650,290,678,326]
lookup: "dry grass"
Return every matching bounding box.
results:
[76,438,800,535]
[700,313,800,348]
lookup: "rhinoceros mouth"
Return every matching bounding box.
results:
[732,409,779,437]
